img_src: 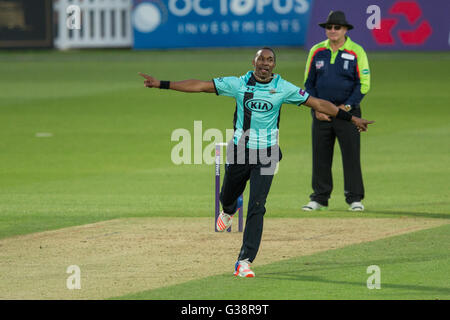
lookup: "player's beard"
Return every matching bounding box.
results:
[254,68,273,82]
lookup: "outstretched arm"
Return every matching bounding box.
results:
[304,96,339,116]
[139,72,216,93]
[304,96,374,132]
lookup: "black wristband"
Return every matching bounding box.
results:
[159,81,170,89]
[336,108,352,121]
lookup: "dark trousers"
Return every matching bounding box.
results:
[220,161,275,263]
[310,108,364,206]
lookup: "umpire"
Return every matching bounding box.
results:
[302,11,371,212]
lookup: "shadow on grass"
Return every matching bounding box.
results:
[259,253,450,296]
[362,210,449,219]
[271,254,450,274]
[259,272,450,296]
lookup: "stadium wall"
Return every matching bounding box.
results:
[306,0,450,51]
[132,0,314,49]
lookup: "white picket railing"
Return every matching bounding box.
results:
[53,0,133,49]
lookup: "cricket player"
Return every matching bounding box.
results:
[139,48,374,278]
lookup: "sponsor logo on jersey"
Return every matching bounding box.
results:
[244,99,274,112]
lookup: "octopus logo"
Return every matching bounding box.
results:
[372,1,432,45]
[133,1,168,33]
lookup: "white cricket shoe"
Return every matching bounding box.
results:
[216,211,233,232]
[234,259,255,278]
[302,201,327,211]
[349,202,364,211]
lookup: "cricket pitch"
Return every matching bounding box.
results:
[0,217,447,299]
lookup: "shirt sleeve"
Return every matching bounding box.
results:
[212,76,241,97]
[345,47,370,106]
[304,46,319,98]
[283,81,310,106]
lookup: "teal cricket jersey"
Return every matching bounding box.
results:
[213,71,310,149]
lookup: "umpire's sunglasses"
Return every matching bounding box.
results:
[326,25,342,30]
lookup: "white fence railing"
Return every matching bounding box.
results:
[54,0,133,49]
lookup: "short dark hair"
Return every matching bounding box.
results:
[257,47,276,62]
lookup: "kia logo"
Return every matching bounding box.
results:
[245,99,274,112]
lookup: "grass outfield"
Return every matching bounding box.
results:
[0,49,449,300]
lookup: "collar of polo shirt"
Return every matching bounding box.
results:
[325,36,356,64]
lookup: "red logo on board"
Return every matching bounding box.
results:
[372,1,432,45]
